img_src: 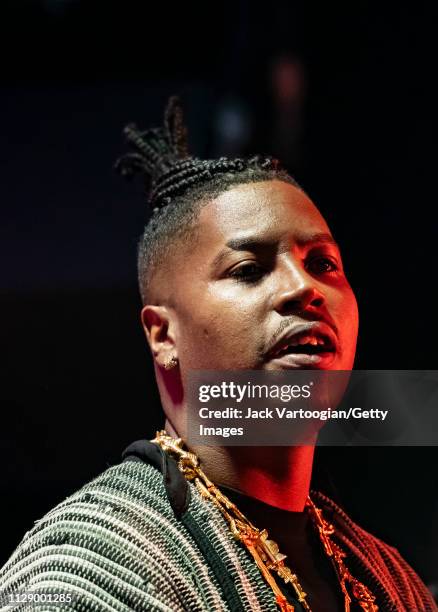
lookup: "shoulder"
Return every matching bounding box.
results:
[0,460,199,611]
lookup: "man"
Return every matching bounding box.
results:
[0,98,435,611]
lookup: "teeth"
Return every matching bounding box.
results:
[273,334,327,356]
[298,335,318,345]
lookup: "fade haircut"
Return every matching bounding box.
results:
[115,97,301,304]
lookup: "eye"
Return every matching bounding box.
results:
[306,256,339,275]
[229,262,265,283]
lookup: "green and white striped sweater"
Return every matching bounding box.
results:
[0,441,436,611]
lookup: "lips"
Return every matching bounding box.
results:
[266,321,338,369]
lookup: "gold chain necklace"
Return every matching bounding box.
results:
[152,431,378,612]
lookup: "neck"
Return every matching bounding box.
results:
[198,445,315,512]
[164,420,315,512]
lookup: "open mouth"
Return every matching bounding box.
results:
[269,332,335,359]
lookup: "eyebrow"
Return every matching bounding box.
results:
[296,232,339,248]
[211,232,339,268]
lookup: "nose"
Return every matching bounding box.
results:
[273,257,325,315]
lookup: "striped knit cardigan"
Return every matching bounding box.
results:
[0,440,436,612]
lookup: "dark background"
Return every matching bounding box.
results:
[1,0,437,592]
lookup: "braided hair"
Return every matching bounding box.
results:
[115,96,301,304]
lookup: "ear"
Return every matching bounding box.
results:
[141,304,177,368]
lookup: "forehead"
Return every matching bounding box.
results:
[196,180,331,250]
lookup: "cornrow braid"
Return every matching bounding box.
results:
[114,96,190,186]
[115,96,302,303]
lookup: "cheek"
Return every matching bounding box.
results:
[345,290,359,335]
[332,286,359,354]
[329,282,358,321]
[177,287,266,365]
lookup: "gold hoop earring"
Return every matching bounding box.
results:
[163,355,178,370]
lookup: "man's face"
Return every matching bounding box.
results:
[168,180,358,374]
